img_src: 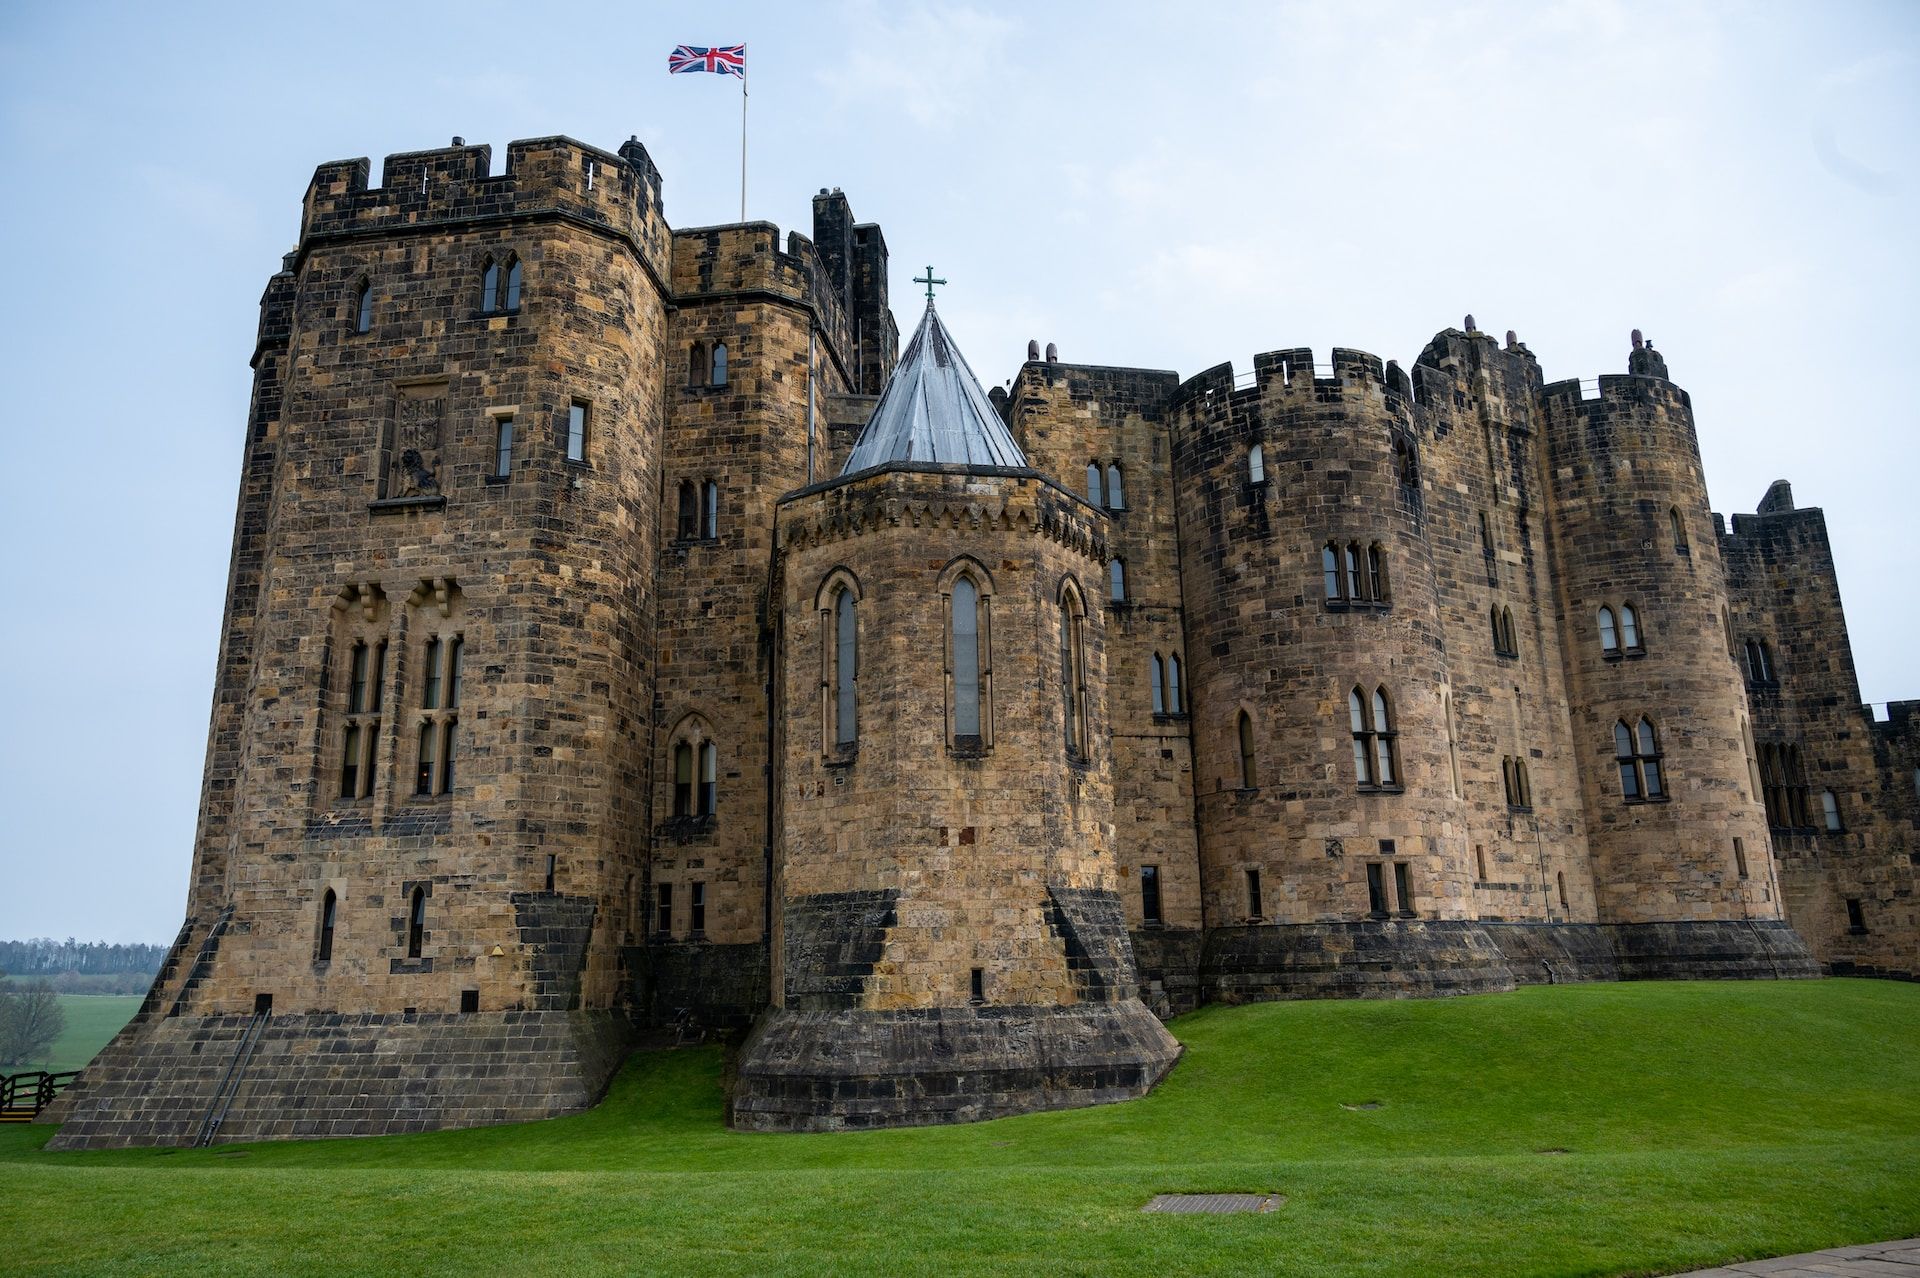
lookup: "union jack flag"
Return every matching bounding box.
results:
[668,44,745,77]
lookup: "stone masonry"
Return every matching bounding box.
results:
[45,133,1909,1147]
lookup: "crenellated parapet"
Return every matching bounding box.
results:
[669,222,853,377]
[777,465,1109,565]
[299,135,670,289]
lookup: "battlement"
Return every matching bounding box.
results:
[1170,345,1404,417]
[668,221,852,366]
[1539,373,1691,414]
[299,135,669,280]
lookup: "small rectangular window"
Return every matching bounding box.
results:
[656,883,673,936]
[1245,868,1262,920]
[970,967,985,1004]
[567,401,589,463]
[1140,864,1163,925]
[544,854,556,893]
[459,989,479,1014]
[415,722,436,796]
[690,882,706,934]
[1846,897,1867,933]
[1733,837,1749,880]
[494,416,514,477]
[1393,863,1414,916]
[1366,863,1389,916]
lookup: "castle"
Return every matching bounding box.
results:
[46,134,1918,1147]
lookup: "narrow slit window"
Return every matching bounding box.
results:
[1556,871,1569,910]
[1140,864,1163,925]
[656,883,673,936]
[951,577,981,740]
[1846,898,1866,932]
[1245,867,1262,920]
[1248,443,1265,484]
[1345,544,1363,602]
[1620,604,1641,651]
[690,882,706,934]
[1733,837,1749,879]
[415,721,437,795]
[1060,594,1086,759]
[354,280,372,334]
[317,890,337,962]
[1598,607,1619,654]
[1670,506,1689,553]
[422,638,442,709]
[970,967,986,1003]
[503,257,522,311]
[445,638,463,710]
[1238,710,1257,789]
[1350,688,1372,786]
[481,258,499,314]
[1168,654,1183,714]
[710,342,728,386]
[1109,558,1127,603]
[1106,463,1125,510]
[1151,654,1165,715]
[702,481,719,538]
[566,401,588,463]
[339,723,362,799]
[1367,544,1387,602]
[494,415,515,477]
[698,742,717,816]
[1366,863,1389,916]
[677,481,699,539]
[1821,789,1842,832]
[544,854,556,892]
[1393,862,1413,915]
[349,643,370,715]
[835,588,858,747]
[406,887,425,958]
[689,343,706,386]
[1086,462,1103,507]
[673,742,693,817]
[1322,544,1341,600]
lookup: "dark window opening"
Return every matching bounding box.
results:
[698,742,717,816]
[1366,863,1389,917]
[1670,506,1690,554]
[1393,862,1414,917]
[494,415,514,477]
[656,883,673,937]
[1475,844,1488,881]
[317,890,337,962]
[689,342,707,386]
[673,742,694,817]
[1168,654,1183,715]
[460,989,479,1014]
[1109,557,1127,603]
[1151,653,1165,715]
[1140,864,1163,925]
[1846,897,1867,934]
[354,280,372,334]
[677,480,699,539]
[1238,710,1257,789]
[1245,868,1262,921]
[1479,511,1494,555]
[836,587,859,747]
[1556,871,1569,910]
[690,882,706,935]
[970,967,985,1004]
[253,993,273,1016]
[1733,837,1749,880]
[1615,717,1665,803]
[406,887,426,959]
[1350,686,1400,790]
[481,258,499,314]
[544,854,556,893]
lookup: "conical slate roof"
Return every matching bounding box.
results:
[842,302,1028,474]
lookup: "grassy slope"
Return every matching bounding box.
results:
[2,995,141,1074]
[1,980,1916,1276]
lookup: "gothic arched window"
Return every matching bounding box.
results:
[1248,443,1265,485]
[1167,653,1183,715]
[1059,585,1088,760]
[677,480,699,539]
[1367,544,1387,603]
[1151,653,1165,715]
[1238,710,1257,789]
[1109,558,1127,603]
[673,741,694,817]
[834,587,858,747]
[1322,543,1342,600]
[481,257,499,314]
[1616,717,1664,801]
[951,576,982,742]
[1086,462,1103,507]
[1620,603,1642,652]
[1106,463,1125,511]
[1599,606,1619,654]
[702,480,719,538]
[1351,686,1399,789]
[353,278,372,334]
[503,256,522,311]
[710,342,728,386]
[689,342,707,386]
[1670,506,1689,553]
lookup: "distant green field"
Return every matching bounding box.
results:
[2,980,1917,1277]
[8,995,140,1073]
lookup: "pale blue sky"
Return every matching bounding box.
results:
[1,1,1914,942]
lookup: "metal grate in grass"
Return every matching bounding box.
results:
[1141,1193,1282,1215]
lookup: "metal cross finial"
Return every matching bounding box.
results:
[913,264,946,303]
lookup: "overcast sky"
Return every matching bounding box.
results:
[1,1,1914,943]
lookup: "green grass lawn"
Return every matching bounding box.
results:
[2,979,1916,1277]
[4,995,142,1074]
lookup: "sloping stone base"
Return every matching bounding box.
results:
[1188,919,1821,1006]
[43,1008,630,1150]
[730,1000,1180,1131]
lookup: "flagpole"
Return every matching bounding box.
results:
[739,62,748,222]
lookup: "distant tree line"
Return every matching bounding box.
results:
[0,938,166,976]
[0,938,167,997]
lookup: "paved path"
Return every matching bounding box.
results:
[1670,1237,1920,1276]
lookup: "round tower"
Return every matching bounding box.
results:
[735,304,1178,1130]
[1538,339,1816,975]
[1169,348,1506,998]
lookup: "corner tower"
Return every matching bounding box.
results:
[737,301,1179,1129]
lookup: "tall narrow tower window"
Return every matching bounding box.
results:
[1109,558,1127,603]
[1151,654,1165,715]
[1620,604,1642,652]
[1086,462,1103,507]
[702,481,719,537]
[493,415,514,478]
[710,342,728,386]
[677,481,699,539]
[674,742,694,818]
[1106,463,1125,510]
[1598,607,1619,654]
[1670,506,1689,554]
[406,886,426,959]
[698,742,717,816]
[353,279,372,334]
[1060,589,1087,760]
[835,588,858,747]
[481,257,499,313]
[1238,710,1257,789]
[688,343,707,386]
[337,632,385,801]
[1248,443,1265,484]
[951,577,981,740]
[1821,788,1843,832]
[1616,718,1664,801]
[502,256,522,311]
[1140,864,1163,925]
[566,401,589,463]
[1351,687,1399,789]
[316,890,337,963]
[1322,544,1342,599]
[1167,654,1183,715]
